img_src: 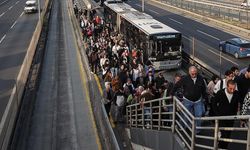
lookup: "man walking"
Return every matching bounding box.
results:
[212,80,239,149]
[173,66,207,132]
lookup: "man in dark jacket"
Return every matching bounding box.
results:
[212,80,239,149]
[155,72,165,89]
[172,66,207,131]
[103,82,113,118]
[234,65,250,106]
[112,87,126,123]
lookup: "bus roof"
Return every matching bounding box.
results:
[104,1,137,13]
[122,11,152,19]
[121,12,180,35]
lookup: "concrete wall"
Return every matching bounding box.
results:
[127,128,187,150]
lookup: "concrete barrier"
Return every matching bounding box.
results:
[0,0,52,149]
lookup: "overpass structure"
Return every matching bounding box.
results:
[126,97,250,150]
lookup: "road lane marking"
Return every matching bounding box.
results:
[135,4,142,7]
[182,36,238,66]
[207,49,239,66]
[197,30,220,41]
[20,12,24,17]
[10,21,17,29]
[0,35,6,44]
[0,12,5,17]
[183,35,192,41]
[15,1,20,4]
[8,6,13,10]
[169,17,183,25]
[149,9,159,14]
[0,0,8,5]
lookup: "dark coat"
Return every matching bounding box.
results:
[212,89,239,116]
[173,74,207,102]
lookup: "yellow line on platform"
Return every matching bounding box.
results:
[94,74,103,96]
[67,1,102,149]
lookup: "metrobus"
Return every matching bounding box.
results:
[103,0,137,31]
[104,1,182,70]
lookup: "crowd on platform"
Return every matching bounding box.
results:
[73,4,250,149]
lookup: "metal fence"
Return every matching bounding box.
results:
[154,0,250,29]
[126,96,250,150]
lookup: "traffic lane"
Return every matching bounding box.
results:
[182,37,241,74]
[128,1,249,68]
[0,0,18,9]
[129,0,236,41]
[0,0,22,17]
[0,12,37,119]
[24,0,100,148]
[0,0,26,38]
[129,1,225,51]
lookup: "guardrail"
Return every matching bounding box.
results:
[0,0,52,149]
[67,0,120,149]
[126,96,250,150]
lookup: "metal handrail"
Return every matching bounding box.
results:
[126,96,250,150]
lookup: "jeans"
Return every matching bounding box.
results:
[110,67,118,77]
[144,107,151,126]
[182,97,204,132]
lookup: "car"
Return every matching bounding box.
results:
[219,38,250,58]
[24,0,38,13]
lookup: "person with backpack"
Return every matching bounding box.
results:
[103,82,113,118]
[207,75,219,116]
[213,70,236,94]
[112,87,126,123]
[210,70,236,116]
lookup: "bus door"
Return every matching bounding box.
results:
[117,14,121,32]
[148,40,156,59]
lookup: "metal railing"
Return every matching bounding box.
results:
[126,96,250,150]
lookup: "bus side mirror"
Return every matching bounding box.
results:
[182,43,184,48]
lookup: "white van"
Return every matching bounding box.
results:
[24,0,38,13]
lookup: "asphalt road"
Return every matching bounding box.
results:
[15,0,100,149]
[128,0,249,75]
[0,0,48,120]
[0,0,39,120]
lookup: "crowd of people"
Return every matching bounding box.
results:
[73,5,250,149]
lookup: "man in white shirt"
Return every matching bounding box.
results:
[213,70,237,94]
[212,80,239,149]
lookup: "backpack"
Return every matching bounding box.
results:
[219,79,223,91]
[210,79,223,116]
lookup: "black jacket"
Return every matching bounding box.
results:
[173,74,207,102]
[235,74,250,104]
[212,89,239,116]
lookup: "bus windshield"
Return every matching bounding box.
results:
[152,33,181,54]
